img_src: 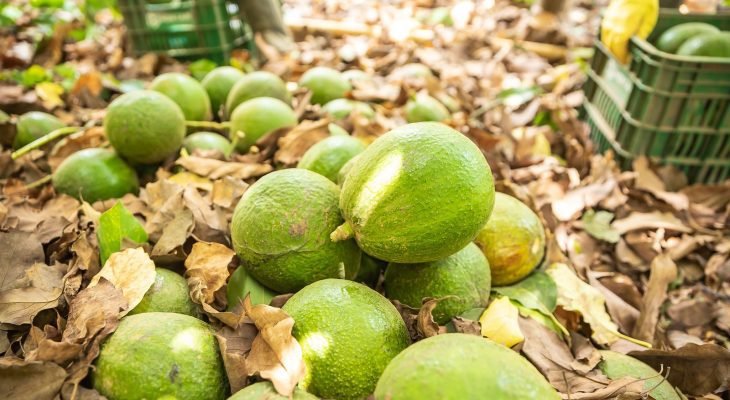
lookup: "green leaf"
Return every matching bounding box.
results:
[492,271,568,335]
[97,202,148,265]
[20,65,52,88]
[328,123,349,137]
[119,79,146,93]
[493,270,557,311]
[188,59,218,81]
[515,302,563,335]
[496,86,542,108]
[226,266,277,309]
[581,209,620,243]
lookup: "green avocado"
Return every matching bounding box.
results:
[656,23,720,54]
[322,99,375,120]
[228,382,318,400]
[299,67,352,105]
[385,243,491,324]
[201,66,246,118]
[225,71,290,118]
[104,90,186,164]
[598,351,681,400]
[355,254,386,288]
[297,135,367,182]
[334,122,495,263]
[13,111,66,149]
[677,32,730,58]
[229,97,297,153]
[52,148,139,203]
[128,268,199,317]
[150,72,212,121]
[93,312,227,400]
[374,334,560,400]
[183,131,232,157]
[404,94,450,123]
[230,169,361,293]
[282,279,410,400]
[336,154,361,186]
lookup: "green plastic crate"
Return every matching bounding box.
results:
[118,0,252,64]
[582,10,730,184]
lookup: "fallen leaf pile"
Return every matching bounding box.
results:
[1,0,730,399]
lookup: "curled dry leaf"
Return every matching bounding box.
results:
[519,316,610,395]
[546,263,648,347]
[150,208,194,257]
[243,296,306,396]
[274,119,330,166]
[632,254,677,343]
[0,262,65,325]
[0,358,67,400]
[551,179,615,221]
[216,321,258,394]
[416,298,443,338]
[88,247,155,317]
[176,156,273,180]
[611,211,691,235]
[184,241,235,304]
[629,343,730,396]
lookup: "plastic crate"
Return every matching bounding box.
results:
[582,10,730,184]
[118,0,252,64]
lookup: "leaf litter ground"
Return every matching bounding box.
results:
[1,0,730,399]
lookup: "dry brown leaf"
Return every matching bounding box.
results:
[633,157,689,211]
[0,263,65,325]
[629,343,730,396]
[611,211,692,235]
[551,179,615,221]
[519,316,610,394]
[416,298,442,338]
[216,322,258,393]
[185,241,235,304]
[632,254,677,343]
[274,119,330,166]
[0,232,45,291]
[62,278,127,395]
[176,156,272,180]
[48,127,107,171]
[88,247,156,317]
[243,296,306,396]
[183,186,229,243]
[151,208,194,256]
[0,358,67,400]
[588,272,639,336]
[211,177,249,209]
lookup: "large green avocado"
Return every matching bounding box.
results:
[598,351,681,400]
[230,169,361,293]
[228,382,318,399]
[225,71,290,118]
[374,333,560,400]
[93,312,227,400]
[282,279,410,400]
[298,67,352,105]
[229,97,297,153]
[677,32,730,58]
[333,122,495,263]
[150,72,212,121]
[322,99,375,120]
[183,131,232,157]
[128,268,199,317]
[656,22,720,54]
[404,94,450,123]
[13,111,66,149]
[297,135,366,183]
[104,90,186,164]
[201,66,246,117]
[474,192,545,286]
[384,243,491,324]
[52,148,139,203]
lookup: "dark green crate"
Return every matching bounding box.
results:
[582,10,730,184]
[118,0,252,64]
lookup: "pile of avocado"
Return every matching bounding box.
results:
[655,22,730,58]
